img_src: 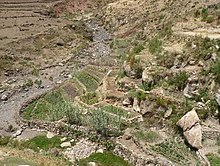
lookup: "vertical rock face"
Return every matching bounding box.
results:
[177,109,202,149]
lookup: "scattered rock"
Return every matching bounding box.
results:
[61,142,71,148]
[1,94,8,101]
[61,137,67,142]
[12,129,23,138]
[56,38,65,46]
[164,108,173,118]
[122,98,132,106]
[133,98,141,112]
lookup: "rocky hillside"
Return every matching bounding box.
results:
[1,0,220,165]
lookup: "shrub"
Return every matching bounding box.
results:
[148,38,162,54]
[0,136,10,146]
[168,72,189,90]
[129,89,146,101]
[90,108,122,137]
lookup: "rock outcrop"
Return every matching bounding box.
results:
[177,109,202,149]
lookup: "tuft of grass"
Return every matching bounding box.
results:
[148,37,162,54]
[79,152,132,166]
[168,72,189,90]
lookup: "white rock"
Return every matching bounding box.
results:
[12,129,23,138]
[47,132,55,139]
[1,94,8,101]
[61,137,67,142]
[88,162,97,166]
[96,149,104,153]
[184,124,202,149]
[61,142,71,148]
[164,108,173,118]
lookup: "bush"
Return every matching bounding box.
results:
[0,136,10,146]
[90,108,122,137]
[168,72,189,90]
[148,38,162,54]
[129,89,146,101]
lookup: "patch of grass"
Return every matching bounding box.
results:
[74,71,99,92]
[132,43,145,54]
[133,130,161,143]
[148,37,162,54]
[210,60,220,82]
[79,152,131,166]
[25,135,61,151]
[101,105,138,119]
[206,153,220,166]
[80,92,99,105]
[150,138,198,164]
[168,72,189,90]
[0,157,37,166]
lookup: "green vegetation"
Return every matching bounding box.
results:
[0,157,37,166]
[168,72,189,90]
[74,71,99,92]
[132,43,145,54]
[126,54,143,79]
[0,136,10,146]
[101,105,138,119]
[133,130,161,143]
[24,135,62,151]
[23,89,67,121]
[90,108,123,137]
[80,92,99,105]
[210,60,220,82]
[79,152,131,166]
[151,138,198,164]
[129,89,146,101]
[207,154,220,166]
[148,37,162,54]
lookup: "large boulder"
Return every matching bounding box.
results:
[177,109,200,131]
[177,109,202,149]
[184,125,202,149]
